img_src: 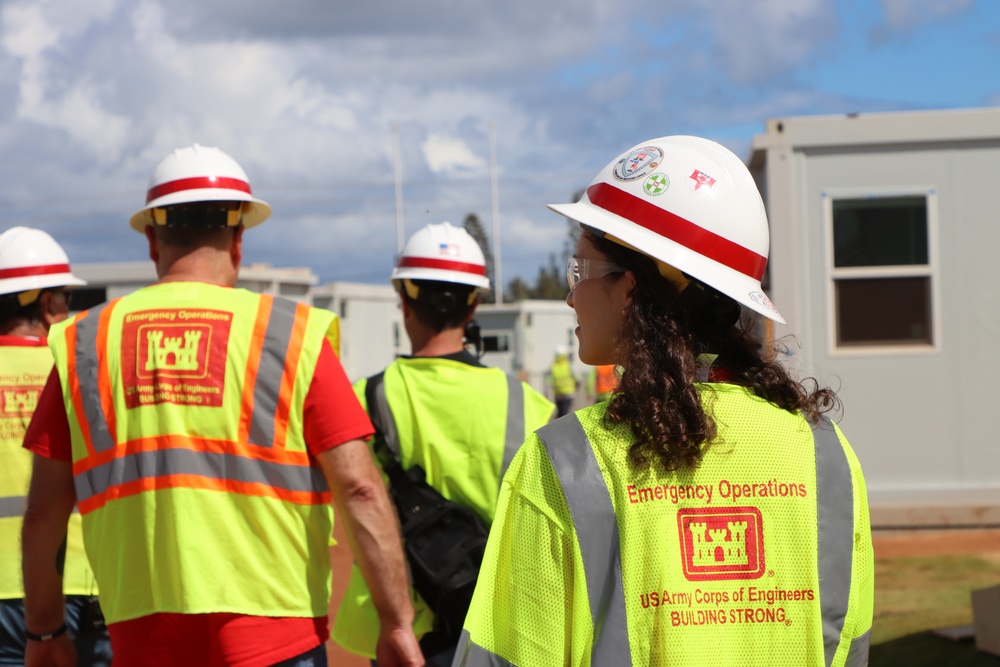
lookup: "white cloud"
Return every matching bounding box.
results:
[703,0,835,84]
[2,0,129,161]
[422,134,487,174]
[879,0,972,30]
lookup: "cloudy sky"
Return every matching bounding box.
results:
[0,0,996,290]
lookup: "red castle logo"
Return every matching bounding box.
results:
[677,507,765,581]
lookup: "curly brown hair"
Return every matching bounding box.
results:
[586,230,840,472]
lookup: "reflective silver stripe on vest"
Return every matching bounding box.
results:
[73,448,326,505]
[813,415,857,667]
[453,629,517,667]
[845,629,870,667]
[247,297,299,448]
[0,495,25,518]
[536,415,632,666]
[0,496,77,518]
[73,298,300,452]
[499,374,524,487]
[74,303,115,453]
[370,376,399,455]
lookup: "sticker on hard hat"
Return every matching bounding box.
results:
[688,169,717,192]
[643,173,670,196]
[613,147,663,181]
[749,291,777,312]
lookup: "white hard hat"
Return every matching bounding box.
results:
[548,135,784,323]
[391,222,491,290]
[129,144,271,233]
[0,227,86,300]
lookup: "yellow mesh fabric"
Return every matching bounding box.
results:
[463,383,873,667]
[832,421,875,667]
[463,434,594,666]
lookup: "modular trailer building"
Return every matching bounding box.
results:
[749,106,1000,527]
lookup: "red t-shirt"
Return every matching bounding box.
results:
[24,339,373,667]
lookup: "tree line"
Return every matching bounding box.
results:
[462,211,580,303]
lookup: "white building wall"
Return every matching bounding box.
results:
[753,108,1000,519]
[313,282,403,384]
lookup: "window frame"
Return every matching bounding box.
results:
[823,187,941,356]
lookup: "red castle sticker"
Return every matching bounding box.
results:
[120,309,233,408]
[677,506,765,581]
[0,385,42,418]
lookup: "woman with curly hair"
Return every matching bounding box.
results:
[454,136,873,667]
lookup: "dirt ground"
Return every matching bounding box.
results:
[873,528,1000,559]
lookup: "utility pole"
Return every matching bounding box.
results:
[488,120,503,304]
[392,123,404,253]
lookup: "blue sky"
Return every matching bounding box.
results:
[0,0,996,288]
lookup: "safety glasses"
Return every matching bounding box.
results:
[566,257,626,291]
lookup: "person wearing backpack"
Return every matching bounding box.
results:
[332,222,554,667]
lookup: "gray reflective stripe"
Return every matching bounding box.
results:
[74,304,114,453]
[73,448,326,505]
[453,629,516,667]
[537,416,632,666]
[845,629,870,666]
[0,495,25,518]
[499,375,524,487]
[248,297,298,447]
[370,376,399,455]
[814,415,856,667]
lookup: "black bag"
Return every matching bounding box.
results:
[365,373,489,643]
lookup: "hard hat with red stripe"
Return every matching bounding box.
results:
[0,226,86,300]
[129,144,271,232]
[548,135,783,323]
[391,222,491,290]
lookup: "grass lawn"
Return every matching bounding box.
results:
[873,551,1000,644]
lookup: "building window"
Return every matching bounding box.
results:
[483,334,511,353]
[830,195,933,347]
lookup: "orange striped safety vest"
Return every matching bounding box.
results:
[47,281,340,624]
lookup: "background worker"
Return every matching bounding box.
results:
[585,364,619,404]
[546,346,577,417]
[20,144,422,667]
[0,228,111,667]
[332,222,554,667]
[456,136,873,666]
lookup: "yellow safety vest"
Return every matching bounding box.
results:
[456,384,874,667]
[0,341,96,599]
[549,358,576,397]
[47,282,339,624]
[331,355,555,659]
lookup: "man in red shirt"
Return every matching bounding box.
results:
[21,145,423,667]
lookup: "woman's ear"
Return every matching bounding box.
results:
[621,270,637,309]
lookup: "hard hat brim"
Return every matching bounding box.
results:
[129,191,272,232]
[390,265,490,290]
[0,273,87,297]
[548,201,785,324]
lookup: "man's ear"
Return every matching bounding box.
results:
[462,297,481,325]
[37,290,67,328]
[231,225,244,267]
[145,225,159,263]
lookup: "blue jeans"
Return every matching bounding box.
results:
[0,596,112,667]
[273,643,327,667]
